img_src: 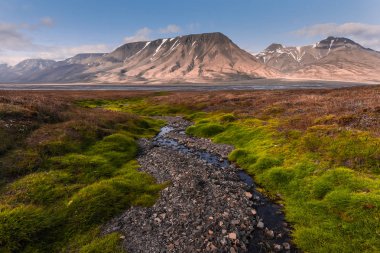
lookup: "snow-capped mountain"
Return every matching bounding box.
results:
[93,32,278,83]
[256,37,380,82]
[256,37,367,72]
[1,34,380,84]
[0,32,277,83]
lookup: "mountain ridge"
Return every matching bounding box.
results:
[255,36,380,83]
[1,33,379,84]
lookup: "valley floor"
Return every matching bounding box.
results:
[0,86,379,252]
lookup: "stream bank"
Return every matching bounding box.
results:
[104,116,297,253]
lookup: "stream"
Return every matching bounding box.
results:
[153,124,298,252]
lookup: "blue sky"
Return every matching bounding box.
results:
[1,0,380,64]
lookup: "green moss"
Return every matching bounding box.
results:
[0,100,166,252]
[186,123,225,138]
[219,113,236,123]
[77,98,193,116]
[67,173,163,230]
[185,112,380,253]
[79,233,125,253]
[0,205,57,252]
[87,133,138,167]
[252,155,283,172]
[2,171,77,205]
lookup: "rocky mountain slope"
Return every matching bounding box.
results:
[1,34,380,84]
[256,37,380,83]
[0,33,277,84]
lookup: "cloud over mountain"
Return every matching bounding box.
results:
[295,23,380,50]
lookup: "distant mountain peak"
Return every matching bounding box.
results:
[316,36,363,50]
[14,59,57,71]
[265,43,284,52]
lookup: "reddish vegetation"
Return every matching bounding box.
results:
[148,86,380,135]
[0,90,153,180]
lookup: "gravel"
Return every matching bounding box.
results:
[103,116,297,253]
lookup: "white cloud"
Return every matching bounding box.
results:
[159,24,181,34]
[0,19,114,65]
[123,27,152,43]
[0,23,37,51]
[0,44,112,66]
[294,22,380,50]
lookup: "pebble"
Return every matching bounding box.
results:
[283,242,291,250]
[245,192,253,199]
[265,228,275,238]
[228,232,237,240]
[231,219,240,225]
[273,244,283,251]
[257,221,265,229]
[102,117,294,253]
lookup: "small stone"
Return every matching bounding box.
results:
[245,192,253,199]
[257,221,265,229]
[219,221,224,226]
[209,216,214,220]
[208,230,214,235]
[231,219,240,225]
[119,235,125,239]
[228,232,237,240]
[273,244,282,251]
[283,242,291,250]
[154,218,161,224]
[265,229,275,238]
[209,243,217,251]
[251,209,257,215]
[222,229,227,234]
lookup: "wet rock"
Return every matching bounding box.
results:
[257,221,265,229]
[273,244,283,251]
[264,228,275,238]
[102,116,296,253]
[283,242,291,250]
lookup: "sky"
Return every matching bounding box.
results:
[1,0,380,65]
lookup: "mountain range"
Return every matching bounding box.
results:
[1,32,380,84]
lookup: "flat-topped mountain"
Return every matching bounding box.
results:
[94,32,278,83]
[256,37,380,83]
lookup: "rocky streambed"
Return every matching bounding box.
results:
[104,116,297,253]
